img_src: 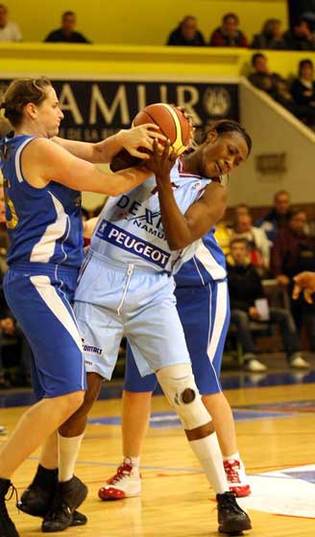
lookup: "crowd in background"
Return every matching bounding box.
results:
[1,4,315,51]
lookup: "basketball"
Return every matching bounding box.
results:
[133,103,192,156]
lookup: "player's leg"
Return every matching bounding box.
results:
[98,346,157,500]
[0,269,86,537]
[177,282,250,497]
[40,292,124,531]
[127,275,251,534]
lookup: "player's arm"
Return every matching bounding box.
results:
[53,124,165,163]
[147,141,227,250]
[158,179,227,249]
[21,138,150,196]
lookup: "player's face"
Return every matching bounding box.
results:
[200,131,248,179]
[36,86,64,138]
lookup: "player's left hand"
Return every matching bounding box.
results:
[145,139,177,183]
[117,124,166,159]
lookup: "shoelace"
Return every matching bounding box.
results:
[219,493,242,514]
[224,461,241,484]
[107,464,133,485]
[0,483,19,520]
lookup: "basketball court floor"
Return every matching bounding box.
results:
[0,359,314,537]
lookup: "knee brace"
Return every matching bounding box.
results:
[156,363,211,430]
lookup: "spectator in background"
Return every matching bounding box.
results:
[251,18,287,50]
[291,59,315,128]
[0,4,21,42]
[227,238,308,371]
[166,16,205,46]
[44,11,90,43]
[210,13,248,48]
[283,17,315,50]
[256,190,291,242]
[231,212,271,276]
[248,53,298,113]
[271,209,315,350]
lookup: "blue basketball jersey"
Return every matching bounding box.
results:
[0,134,83,269]
[175,231,227,288]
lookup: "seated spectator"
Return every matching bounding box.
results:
[231,212,271,276]
[227,238,309,371]
[0,4,21,42]
[166,16,205,47]
[251,18,287,50]
[283,17,315,50]
[44,11,90,43]
[209,13,248,48]
[256,190,292,242]
[271,209,315,350]
[290,58,315,128]
[248,53,297,112]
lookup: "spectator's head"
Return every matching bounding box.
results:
[222,13,239,36]
[293,18,312,38]
[196,119,252,178]
[61,11,76,33]
[273,190,290,215]
[230,237,250,264]
[251,52,268,73]
[234,213,253,233]
[262,18,282,39]
[1,77,63,137]
[179,16,198,41]
[288,209,307,235]
[234,203,250,221]
[298,58,314,81]
[0,4,8,29]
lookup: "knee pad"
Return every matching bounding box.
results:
[156,363,211,430]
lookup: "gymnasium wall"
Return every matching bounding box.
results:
[229,79,315,207]
[9,0,287,45]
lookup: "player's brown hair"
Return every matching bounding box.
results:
[0,77,52,128]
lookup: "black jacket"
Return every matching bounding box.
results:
[227,262,264,311]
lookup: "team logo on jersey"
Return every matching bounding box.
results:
[96,219,170,269]
[116,194,165,239]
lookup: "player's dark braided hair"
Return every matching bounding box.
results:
[0,77,52,128]
[199,119,252,155]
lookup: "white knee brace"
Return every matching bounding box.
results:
[156,363,211,430]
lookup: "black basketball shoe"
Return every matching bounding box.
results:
[0,478,19,537]
[42,475,88,532]
[216,491,252,534]
[18,466,87,526]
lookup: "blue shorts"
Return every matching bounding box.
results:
[74,252,190,380]
[125,279,230,395]
[4,263,85,399]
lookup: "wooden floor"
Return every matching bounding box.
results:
[1,381,314,537]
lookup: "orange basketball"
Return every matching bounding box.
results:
[133,103,192,156]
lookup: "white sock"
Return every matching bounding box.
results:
[58,433,84,482]
[189,433,228,494]
[123,456,140,472]
[223,451,240,462]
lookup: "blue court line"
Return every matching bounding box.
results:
[0,369,314,409]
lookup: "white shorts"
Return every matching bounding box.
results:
[74,251,190,380]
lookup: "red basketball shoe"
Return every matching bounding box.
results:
[98,460,141,501]
[223,459,251,498]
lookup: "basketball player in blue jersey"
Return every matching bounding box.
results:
[0,76,166,537]
[22,119,253,535]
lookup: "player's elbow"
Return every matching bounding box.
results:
[167,236,192,250]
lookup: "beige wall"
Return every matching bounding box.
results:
[8,0,287,45]
[229,80,315,207]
